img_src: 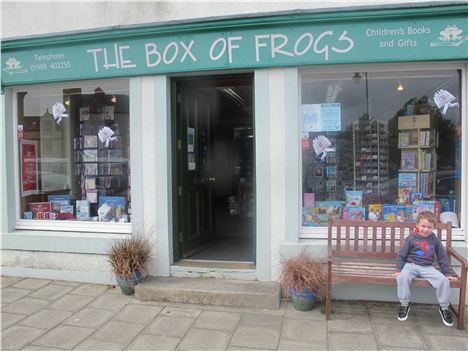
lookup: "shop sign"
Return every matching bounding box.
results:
[2,15,467,85]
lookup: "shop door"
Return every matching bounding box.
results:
[175,82,215,258]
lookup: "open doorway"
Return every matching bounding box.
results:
[172,74,255,265]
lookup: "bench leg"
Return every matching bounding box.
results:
[326,261,332,320]
[457,267,467,330]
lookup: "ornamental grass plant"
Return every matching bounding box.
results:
[280,248,326,300]
[107,236,152,279]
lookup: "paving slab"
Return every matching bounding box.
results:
[32,325,94,350]
[426,334,468,351]
[90,320,146,345]
[71,283,111,296]
[239,312,283,329]
[284,302,325,320]
[1,325,45,350]
[19,308,72,330]
[62,307,114,328]
[159,306,202,318]
[194,310,241,331]
[12,278,51,290]
[374,323,429,349]
[29,284,75,300]
[230,326,280,350]
[126,334,181,351]
[87,293,133,312]
[328,332,379,351]
[1,312,27,330]
[145,315,194,337]
[281,319,326,344]
[1,276,24,288]
[48,294,95,312]
[2,297,50,315]
[176,328,231,351]
[327,313,374,333]
[1,287,31,303]
[74,339,124,350]
[113,303,162,324]
[278,337,327,351]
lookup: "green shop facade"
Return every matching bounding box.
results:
[1,3,468,302]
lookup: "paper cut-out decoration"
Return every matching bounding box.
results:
[52,102,69,124]
[98,126,117,148]
[312,135,335,161]
[434,89,459,115]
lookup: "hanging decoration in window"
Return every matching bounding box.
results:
[433,89,459,114]
[52,102,69,124]
[98,126,117,147]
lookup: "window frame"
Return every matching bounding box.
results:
[298,61,467,241]
[11,78,132,234]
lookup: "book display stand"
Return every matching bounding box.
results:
[398,114,437,202]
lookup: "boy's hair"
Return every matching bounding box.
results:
[416,211,436,226]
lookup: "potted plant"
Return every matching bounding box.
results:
[280,248,326,311]
[107,236,152,295]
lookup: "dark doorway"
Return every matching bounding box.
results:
[173,74,255,264]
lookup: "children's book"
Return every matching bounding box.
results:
[412,201,441,222]
[82,149,98,162]
[382,204,408,223]
[303,193,315,209]
[86,189,98,203]
[83,135,98,148]
[401,150,418,170]
[408,192,422,204]
[398,132,410,147]
[345,190,363,207]
[343,207,365,220]
[314,201,343,225]
[326,165,337,178]
[398,173,417,204]
[59,205,74,220]
[326,180,336,192]
[368,204,382,221]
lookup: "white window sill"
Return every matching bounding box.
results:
[16,219,131,234]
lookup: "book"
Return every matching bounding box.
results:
[85,177,96,190]
[84,163,98,176]
[303,193,315,208]
[326,165,337,178]
[382,204,408,223]
[76,200,90,220]
[98,196,127,221]
[412,201,441,222]
[409,192,423,204]
[313,201,344,225]
[368,204,382,221]
[343,207,365,220]
[401,150,417,170]
[82,149,98,162]
[59,205,74,220]
[47,195,71,205]
[398,132,410,147]
[83,135,98,148]
[86,189,98,203]
[29,202,51,219]
[398,173,417,204]
[326,179,336,192]
[345,190,363,207]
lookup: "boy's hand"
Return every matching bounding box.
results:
[447,275,458,282]
[392,272,400,277]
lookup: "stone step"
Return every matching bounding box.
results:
[135,277,281,309]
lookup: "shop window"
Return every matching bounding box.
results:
[16,80,131,223]
[301,69,462,228]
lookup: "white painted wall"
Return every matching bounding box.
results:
[1,0,447,39]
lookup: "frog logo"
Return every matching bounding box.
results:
[431,25,467,47]
[3,57,28,75]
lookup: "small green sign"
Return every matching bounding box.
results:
[2,13,467,85]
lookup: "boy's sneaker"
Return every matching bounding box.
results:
[397,304,410,321]
[439,307,453,327]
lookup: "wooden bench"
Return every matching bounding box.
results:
[326,219,468,329]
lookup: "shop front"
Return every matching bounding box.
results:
[1,4,467,297]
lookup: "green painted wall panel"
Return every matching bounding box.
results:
[2,8,467,85]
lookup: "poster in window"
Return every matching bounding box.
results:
[20,140,39,196]
[302,103,341,132]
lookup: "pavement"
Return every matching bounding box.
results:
[2,276,468,351]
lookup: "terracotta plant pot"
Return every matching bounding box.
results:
[288,287,317,311]
[115,270,142,295]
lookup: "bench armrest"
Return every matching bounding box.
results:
[447,247,468,270]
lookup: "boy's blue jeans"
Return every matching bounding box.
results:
[397,263,451,308]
